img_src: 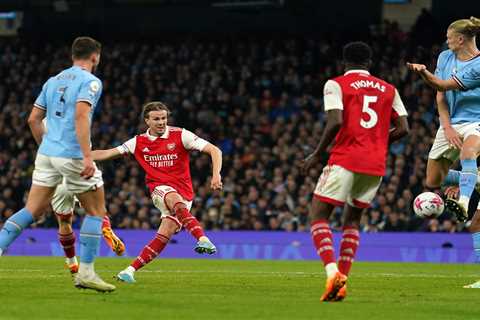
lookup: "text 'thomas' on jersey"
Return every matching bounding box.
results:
[323,70,407,176]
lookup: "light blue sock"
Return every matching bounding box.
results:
[473,232,480,263]
[0,208,34,250]
[443,170,461,186]
[79,215,103,263]
[459,159,477,201]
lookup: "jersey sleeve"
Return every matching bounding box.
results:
[116,137,136,155]
[181,129,209,151]
[34,80,48,110]
[77,78,103,106]
[391,89,408,119]
[323,80,343,111]
[453,61,480,90]
[434,51,448,78]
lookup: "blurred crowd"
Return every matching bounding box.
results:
[0,14,466,233]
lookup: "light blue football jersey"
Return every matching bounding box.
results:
[434,49,480,124]
[34,66,102,158]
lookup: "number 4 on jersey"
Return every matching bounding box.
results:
[360,95,378,129]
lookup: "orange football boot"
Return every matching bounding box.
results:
[102,227,125,256]
[320,271,347,302]
[334,284,347,301]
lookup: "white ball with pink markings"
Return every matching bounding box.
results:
[413,192,445,218]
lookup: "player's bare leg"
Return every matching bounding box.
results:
[101,215,125,256]
[117,218,177,283]
[165,192,216,254]
[309,198,346,302]
[0,185,54,256]
[74,187,115,292]
[334,204,363,301]
[55,210,78,274]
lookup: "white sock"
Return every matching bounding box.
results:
[126,266,136,273]
[199,236,209,242]
[325,262,338,278]
[66,256,78,266]
[79,262,94,276]
[0,248,3,256]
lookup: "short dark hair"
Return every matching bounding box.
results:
[342,41,372,66]
[142,101,171,119]
[71,36,101,60]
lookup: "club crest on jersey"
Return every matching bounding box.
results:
[167,143,176,151]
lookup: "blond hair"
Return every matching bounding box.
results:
[448,16,480,38]
[142,101,171,119]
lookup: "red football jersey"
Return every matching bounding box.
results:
[323,70,407,176]
[117,126,209,201]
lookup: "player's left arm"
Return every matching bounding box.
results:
[202,143,223,190]
[28,106,46,145]
[406,63,461,91]
[389,89,409,143]
[182,129,223,190]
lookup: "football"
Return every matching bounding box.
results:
[413,192,445,218]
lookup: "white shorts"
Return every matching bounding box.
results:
[314,164,382,208]
[429,122,480,161]
[32,154,104,194]
[51,182,76,214]
[151,185,192,231]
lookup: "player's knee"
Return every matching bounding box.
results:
[460,146,477,160]
[425,177,441,190]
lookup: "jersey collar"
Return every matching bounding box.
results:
[146,126,169,140]
[344,69,370,75]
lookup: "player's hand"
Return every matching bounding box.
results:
[444,186,459,199]
[444,126,462,149]
[211,173,223,190]
[301,153,321,174]
[406,62,427,73]
[81,156,95,179]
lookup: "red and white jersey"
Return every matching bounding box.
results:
[117,126,209,201]
[323,70,407,176]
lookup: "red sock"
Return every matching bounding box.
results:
[131,233,170,270]
[102,215,111,229]
[58,232,76,259]
[338,226,360,276]
[174,204,205,240]
[310,219,335,266]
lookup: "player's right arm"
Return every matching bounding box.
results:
[91,148,122,161]
[29,81,48,145]
[92,137,136,161]
[28,107,46,145]
[437,91,462,149]
[302,79,343,173]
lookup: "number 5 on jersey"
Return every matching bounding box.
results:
[360,95,378,129]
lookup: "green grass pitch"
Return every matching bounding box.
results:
[0,257,479,320]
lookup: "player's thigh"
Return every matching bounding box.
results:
[428,127,460,165]
[51,184,75,214]
[25,184,56,218]
[151,185,192,231]
[76,186,107,216]
[426,157,452,188]
[313,164,354,207]
[348,173,382,209]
